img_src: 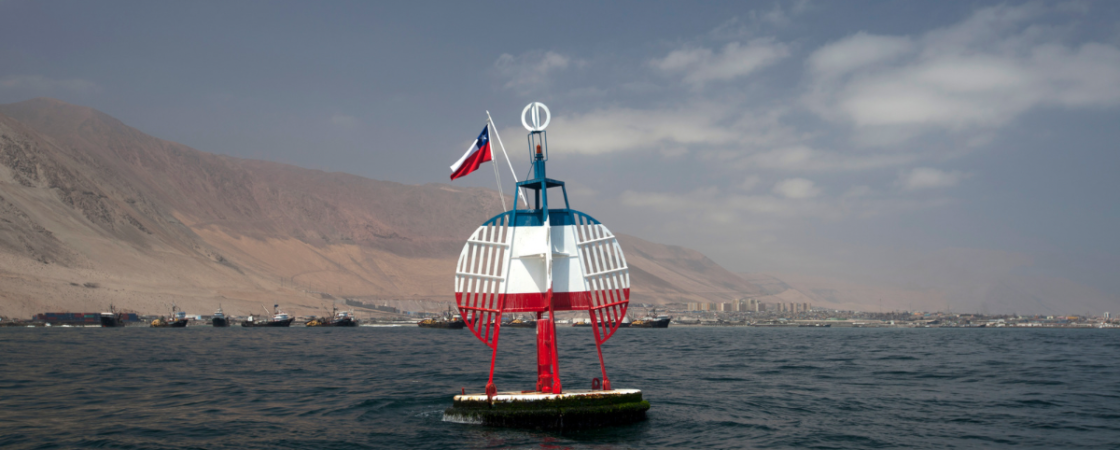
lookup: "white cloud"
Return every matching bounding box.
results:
[620,188,823,221]
[539,103,746,155]
[898,167,965,190]
[772,178,821,199]
[806,32,912,78]
[804,4,1120,143]
[493,50,574,95]
[651,39,790,88]
[740,145,919,172]
[0,75,102,94]
[739,175,761,191]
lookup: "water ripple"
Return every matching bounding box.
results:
[1,327,1119,448]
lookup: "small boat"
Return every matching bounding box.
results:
[241,304,294,327]
[306,307,358,327]
[419,307,465,329]
[505,316,537,328]
[151,304,189,328]
[100,304,126,328]
[571,317,629,328]
[630,315,670,328]
[211,306,229,327]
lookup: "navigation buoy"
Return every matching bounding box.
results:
[443,103,649,429]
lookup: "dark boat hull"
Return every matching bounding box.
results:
[212,317,229,327]
[100,316,121,327]
[151,318,189,328]
[241,318,294,327]
[572,322,628,327]
[307,317,358,327]
[418,320,465,329]
[630,318,670,328]
[505,321,537,328]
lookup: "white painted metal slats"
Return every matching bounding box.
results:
[574,214,630,344]
[454,216,512,349]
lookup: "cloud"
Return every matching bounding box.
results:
[804,4,1120,143]
[739,175,761,191]
[755,0,813,27]
[651,39,790,88]
[898,167,965,190]
[740,145,919,172]
[540,102,747,155]
[772,178,821,199]
[329,114,359,128]
[493,50,575,95]
[0,75,102,94]
[806,32,913,78]
[618,183,947,225]
[708,1,814,38]
[620,188,823,221]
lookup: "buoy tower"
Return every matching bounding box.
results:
[443,102,650,429]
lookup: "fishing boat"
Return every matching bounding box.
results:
[419,308,465,329]
[211,306,229,327]
[306,307,358,327]
[630,312,670,328]
[99,304,127,328]
[505,316,537,328]
[241,304,294,327]
[151,305,189,328]
[572,317,628,328]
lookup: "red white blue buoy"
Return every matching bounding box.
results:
[444,103,648,429]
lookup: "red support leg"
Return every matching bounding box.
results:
[549,297,561,394]
[535,312,550,392]
[535,291,563,394]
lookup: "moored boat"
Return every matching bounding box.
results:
[99,304,128,328]
[505,316,537,328]
[151,304,189,328]
[306,308,358,327]
[419,307,465,329]
[211,306,229,327]
[630,315,670,328]
[241,304,294,327]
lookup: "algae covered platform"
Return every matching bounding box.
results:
[444,389,650,430]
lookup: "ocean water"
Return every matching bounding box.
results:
[1,326,1118,449]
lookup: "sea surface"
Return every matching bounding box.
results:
[1,326,1119,449]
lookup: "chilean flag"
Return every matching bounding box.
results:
[450,125,492,180]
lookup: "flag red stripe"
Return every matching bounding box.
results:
[450,142,492,180]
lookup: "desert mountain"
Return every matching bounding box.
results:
[0,98,761,318]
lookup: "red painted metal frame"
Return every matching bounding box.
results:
[574,216,629,391]
[454,213,629,394]
[454,220,511,388]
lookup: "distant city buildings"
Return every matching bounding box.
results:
[684,298,808,313]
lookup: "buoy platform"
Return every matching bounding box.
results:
[443,389,650,430]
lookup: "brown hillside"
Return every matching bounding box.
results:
[0,98,760,318]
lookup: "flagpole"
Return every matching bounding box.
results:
[487,122,507,211]
[487,111,528,208]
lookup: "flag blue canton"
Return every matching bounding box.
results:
[476,125,489,145]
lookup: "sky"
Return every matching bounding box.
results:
[2,0,1119,313]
